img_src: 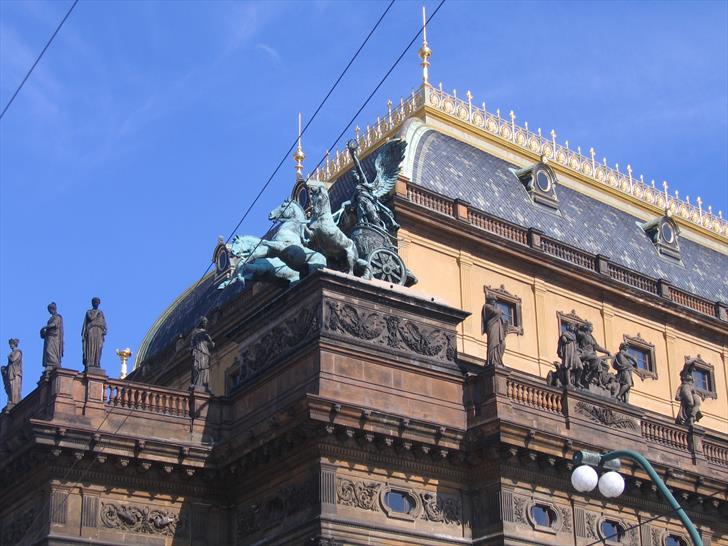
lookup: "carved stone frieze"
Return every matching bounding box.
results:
[237,479,315,537]
[1,508,35,546]
[336,478,381,511]
[512,495,528,525]
[558,505,573,533]
[230,304,321,389]
[100,502,181,536]
[420,492,462,526]
[585,511,598,540]
[575,401,638,430]
[325,301,456,363]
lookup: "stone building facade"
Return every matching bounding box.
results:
[1,75,727,545]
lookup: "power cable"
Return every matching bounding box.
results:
[0,0,79,121]
[219,0,446,291]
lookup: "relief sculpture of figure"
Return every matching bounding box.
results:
[482,294,507,367]
[557,323,581,386]
[40,302,64,374]
[1,338,22,406]
[576,322,611,387]
[190,317,214,392]
[675,359,703,426]
[612,343,637,403]
[82,297,107,370]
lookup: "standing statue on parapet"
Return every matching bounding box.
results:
[675,358,703,426]
[82,297,107,370]
[40,302,64,375]
[576,322,611,387]
[482,294,507,367]
[557,323,581,386]
[1,338,22,407]
[612,343,637,403]
[190,317,214,393]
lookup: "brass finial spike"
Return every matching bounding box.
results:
[466,90,473,103]
[418,6,432,85]
[538,128,542,137]
[550,129,557,139]
[116,348,132,380]
[525,121,529,131]
[293,112,305,177]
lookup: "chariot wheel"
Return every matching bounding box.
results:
[368,248,406,285]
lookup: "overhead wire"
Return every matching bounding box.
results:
[216,0,447,291]
[0,0,79,121]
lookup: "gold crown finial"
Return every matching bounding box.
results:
[116,348,132,380]
[418,6,432,85]
[293,112,305,178]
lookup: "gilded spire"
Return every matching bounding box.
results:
[293,112,305,179]
[116,347,132,379]
[418,6,432,85]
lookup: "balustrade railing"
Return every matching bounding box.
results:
[505,379,563,414]
[467,209,528,245]
[607,263,659,294]
[407,184,454,216]
[704,442,728,467]
[103,380,190,418]
[641,420,689,451]
[670,288,715,317]
[541,238,596,270]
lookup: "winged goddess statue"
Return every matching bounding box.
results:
[333,138,407,234]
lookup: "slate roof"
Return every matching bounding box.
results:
[404,129,728,304]
[137,124,726,366]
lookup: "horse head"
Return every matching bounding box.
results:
[269,199,306,223]
[230,235,260,259]
[306,180,331,216]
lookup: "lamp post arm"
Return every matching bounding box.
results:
[599,450,703,546]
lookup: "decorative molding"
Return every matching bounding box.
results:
[324,301,456,363]
[336,478,381,512]
[575,401,638,430]
[584,511,599,541]
[512,495,528,525]
[557,309,587,329]
[485,284,524,335]
[312,84,727,239]
[229,304,322,391]
[237,479,315,537]
[100,502,181,536]
[50,490,67,524]
[684,354,718,400]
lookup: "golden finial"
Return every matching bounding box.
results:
[418,6,432,85]
[293,112,305,178]
[116,348,132,380]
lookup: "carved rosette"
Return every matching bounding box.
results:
[324,301,456,364]
[100,502,180,536]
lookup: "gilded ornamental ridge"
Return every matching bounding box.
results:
[310,84,727,240]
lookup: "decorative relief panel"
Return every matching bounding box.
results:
[335,478,462,526]
[575,401,638,430]
[229,304,321,390]
[420,492,462,526]
[237,479,315,537]
[100,502,182,537]
[336,478,381,512]
[324,301,456,363]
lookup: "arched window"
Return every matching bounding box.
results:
[600,519,624,542]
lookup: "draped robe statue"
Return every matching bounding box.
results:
[82,297,107,369]
[557,323,581,386]
[40,302,64,372]
[612,343,637,403]
[2,338,22,406]
[482,295,507,367]
[675,359,703,426]
[191,317,214,392]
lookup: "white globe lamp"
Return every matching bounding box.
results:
[598,471,625,498]
[571,465,599,493]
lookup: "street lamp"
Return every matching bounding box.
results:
[571,449,703,546]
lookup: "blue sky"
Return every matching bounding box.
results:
[1,0,726,402]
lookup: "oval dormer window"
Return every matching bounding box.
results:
[536,170,552,193]
[661,221,675,244]
[296,186,309,209]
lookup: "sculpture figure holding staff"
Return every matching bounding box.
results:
[191,317,214,392]
[82,297,107,369]
[2,338,22,406]
[482,294,507,367]
[40,302,64,374]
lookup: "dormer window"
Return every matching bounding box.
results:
[514,159,559,209]
[642,215,680,259]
